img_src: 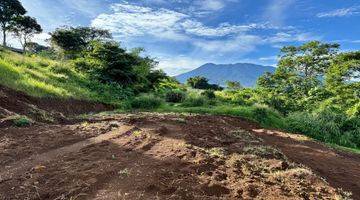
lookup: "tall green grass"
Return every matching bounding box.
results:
[155,104,285,128]
[284,109,360,149]
[0,49,131,105]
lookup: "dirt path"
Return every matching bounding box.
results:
[0,113,358,199]
[252,128,360,199]
[0,124,134,183]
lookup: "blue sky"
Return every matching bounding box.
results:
[16,0,360,75]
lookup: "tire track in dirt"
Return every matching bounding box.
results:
[0,124,135,183]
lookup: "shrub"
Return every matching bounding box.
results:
[165,90,186,103]
[250,105,284,128]
[182,95,208,107]
[201,90,216,99]
[284,109,360,149]
[13,116,32,127]
[130,94,163,109]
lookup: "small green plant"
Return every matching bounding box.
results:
[130,94,164,109]
[13,116,32,127]
[132,130,143,137]
[118,168,130,177]
[165,90,186,103]
[205,147,226,157]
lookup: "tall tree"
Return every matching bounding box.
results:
[49,26,112,56]
[11,16,42,52]
[0,0,26,46]
[279,41,339,78]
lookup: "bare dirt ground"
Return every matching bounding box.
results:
[1,113,359,200]
[0,85,112,127]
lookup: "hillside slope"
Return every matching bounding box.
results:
[0,49,130,105]
[175,63,276,87]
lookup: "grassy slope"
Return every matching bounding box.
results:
[0,49,130,105]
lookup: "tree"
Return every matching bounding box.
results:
[0,0,26,46]
[279,41,339,78]
[226,81,242,90]
[326,51,360,88]
[325,51,360,113]
[187,76,210,89]
[73,40,166,93]
[49,26,112,56]
[187,76,223,90]
[10,16,42,52]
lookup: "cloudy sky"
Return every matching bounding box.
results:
[15,0,360,75]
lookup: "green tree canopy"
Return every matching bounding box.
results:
[187,76,210,89]
[187,76,223,90]
[73,40,166,93]
[0,0,26,46]
[279,41,339,78]
[10,15,42,52]
[49,26,112,56]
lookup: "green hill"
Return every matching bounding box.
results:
[0,48,130,106]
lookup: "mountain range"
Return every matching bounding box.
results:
[175,63,276,87]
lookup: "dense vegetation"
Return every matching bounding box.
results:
[0,0,359,151]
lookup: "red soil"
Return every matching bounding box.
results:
[1,113,358,199]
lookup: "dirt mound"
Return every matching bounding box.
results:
[1,113,357,199]
[0,85,112,126]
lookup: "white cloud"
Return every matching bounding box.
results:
[181,21,275,37]
[259,56,278,61]
[196,0,225,11]
[265,32,321,43]
[91,2,275,40]
[92,3,189,40]
[62,0,106,17]
[193,31,320,53]
[156,55,207,76]
[317,6,360,18]
[194,34,262,52]
[263,0,295,26]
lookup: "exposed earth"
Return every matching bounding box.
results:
[0,86,359,199]
[0,112,359,200]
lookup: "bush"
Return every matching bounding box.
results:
[165,90,186,103]
[130,94,163,109]
[13,116,32,127]
[201,90,216,99]
[284,109,360,149]
[182,95,208,107]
